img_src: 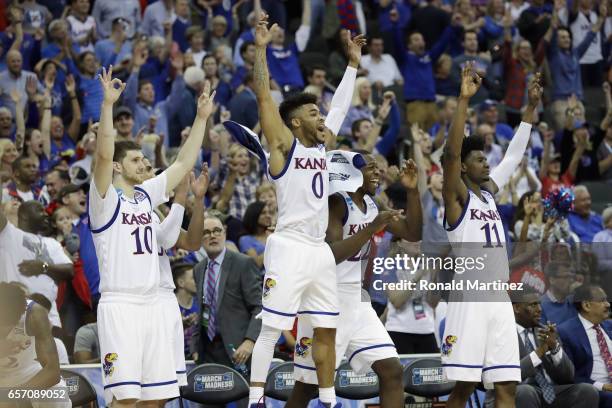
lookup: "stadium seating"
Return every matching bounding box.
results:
[264,361,297,401]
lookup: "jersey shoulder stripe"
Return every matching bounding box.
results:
[444,192,471,232]
[270,137,297,180]
[89,194,121,234]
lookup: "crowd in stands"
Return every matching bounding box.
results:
[0,0,611,398]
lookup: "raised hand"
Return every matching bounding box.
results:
[9,89,21,105]
[65,74,76,95]
[190,164,210,199]
[196,81,216,119]
[343,30,367,67]
[254,14,278,47]
[99,66,126,104]
[26,76,38,99]
[399,159,418,189]
[171,52,184,72]
[132,44,149,68]
[459,61,482,99]
[527,72,543,106]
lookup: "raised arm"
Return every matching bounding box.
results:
[576,4,605,59]
[9,90,26,155]
[442,63,480,226]
[326,194,401,264]
[164,82,215,193]
[8,10,24,54]
[489,74,542,189]
[295,0,312,52]
[40,92,52,160]
[65,75,82,142]
[94,66,127,197]
[176,167,208,251]
[324,31,365,145]
[411,125,429,198]
[253,14,295,176]
[382,160,422,241]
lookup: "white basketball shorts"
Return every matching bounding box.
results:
[98,293,179,404]
[159,290,187,386]
[441,301,520,385]
[294,284,398,383]
[260,231,338,330]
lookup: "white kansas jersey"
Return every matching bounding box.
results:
[0,301,39,386]
[336,192,378,284]
[88,173,169,296]
[271,139,329,241]
[444,188,509,282]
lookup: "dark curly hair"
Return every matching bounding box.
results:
[278,92,318,128]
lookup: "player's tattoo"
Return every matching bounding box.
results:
[253,47,269,96]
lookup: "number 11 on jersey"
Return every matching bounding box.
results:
[481,223,503,248]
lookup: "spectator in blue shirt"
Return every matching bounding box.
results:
[201,54,232,108]
[377,0,411,33]
[543,7,605,131]
[478,99,514,144]
[266,0,311,93]
[0,6,42,72]
[228,72,258,130]
[339,76,376,137]
[540,261,578,325]
[92,0,141,39]
[230,41,255,92]
[568,185,604,243]
[140,0,174,38]
[233,11,257,68]
[41,19,77,86]
[123,43,186,145]
[238,200,273,272]
[350,92,401,156]
[172,0,191,52]
[0,50,38,118]
[392,12,460,130]
[450,31,494,105]
[75,51,103,124]
[94,18,132,69]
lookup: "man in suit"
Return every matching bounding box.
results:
[486,288,598,407]
[192,215,262,371]
[228,72,259,130]
[558,284,612,408]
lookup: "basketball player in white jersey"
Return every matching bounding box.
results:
[441,64,542,408]
[88,66,215,407]
[0,282,71,408]
[140,159,208,388]
[248,14,366,408]
[286,154,422,408]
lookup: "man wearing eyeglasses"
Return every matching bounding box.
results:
[541,262,579,326]
[191,216,262,381]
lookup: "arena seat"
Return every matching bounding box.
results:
[403,357,455,398]
[180,364,249,405]
[264,361,296,401]
[334,361,380,400]
[61,368,99,408]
